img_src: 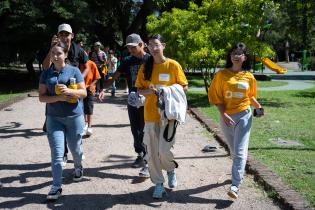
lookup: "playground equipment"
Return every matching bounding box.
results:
[255,57,287,74]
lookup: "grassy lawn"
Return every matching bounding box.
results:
[187,75,289,88]
[257,80,288,88]
[186,75,205,87]
[0,92,24,103]
[0,69,38,103]
[187,84,315,207]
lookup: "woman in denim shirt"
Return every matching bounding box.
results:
[39,42,86,200]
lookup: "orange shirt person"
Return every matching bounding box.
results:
[80,60,101,136]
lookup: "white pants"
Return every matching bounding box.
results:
[143,120,177,184]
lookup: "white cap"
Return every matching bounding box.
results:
[58,23,72,33]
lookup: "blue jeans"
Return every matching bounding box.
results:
[220,108,252,188]
[46,114,85,188]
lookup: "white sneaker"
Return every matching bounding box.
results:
[86,127,93,136]
[83,124,88,135]
[139,165,150,178]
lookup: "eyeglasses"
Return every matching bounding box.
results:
[148,44,162,50]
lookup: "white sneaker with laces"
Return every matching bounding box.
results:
[86,127,93,136]
[139,165,150,178]
[83,124,88,135]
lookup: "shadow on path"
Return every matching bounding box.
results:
[0,154,233,209]
[0,122,45,139]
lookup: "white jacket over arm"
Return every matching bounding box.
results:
[160,84,187,124]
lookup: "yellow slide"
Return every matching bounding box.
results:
[255,57,287,74]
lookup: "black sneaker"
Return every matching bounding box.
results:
[73,166,83,182]
[132,155,144,168]
[47,186,62,200]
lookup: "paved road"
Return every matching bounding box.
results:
[258,80,315,91]
[0,91,280,209]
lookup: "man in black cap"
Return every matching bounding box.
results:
[98,33,150,178]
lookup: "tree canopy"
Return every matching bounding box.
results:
[147,0,280,71]
[0,0,314,70]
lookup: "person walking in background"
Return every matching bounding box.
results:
[39,41,87,200]
[42,23,89,167]
[135,34,188,199]
[89,41,107,96]
[208,43,264,199]
[80,60,101,136]
[98,34,150,177]
[107,50,118,97]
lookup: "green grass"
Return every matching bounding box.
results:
[187,75,205,87]
[0,92,23,103]
[187,75,289,88]
[187,86,315,207]
[257,80,288,88]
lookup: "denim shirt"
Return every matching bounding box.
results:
[39,64,84,117]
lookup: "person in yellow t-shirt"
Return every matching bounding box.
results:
[208,43,264,199]
[135,34,188,199]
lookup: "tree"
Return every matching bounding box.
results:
[147,0,276,72]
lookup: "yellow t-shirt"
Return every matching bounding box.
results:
[135,58,188,122]
[208,69,257,115]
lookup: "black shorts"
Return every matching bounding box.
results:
[83,88,94,115]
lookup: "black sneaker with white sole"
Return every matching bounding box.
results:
[47,186,62,200]
[73,166,83,182]
[132,154,144,168]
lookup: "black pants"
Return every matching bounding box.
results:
[127,104,145,155]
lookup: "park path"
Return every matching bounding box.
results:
[0,90,280,210]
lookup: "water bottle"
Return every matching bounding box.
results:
[68,78,78,103]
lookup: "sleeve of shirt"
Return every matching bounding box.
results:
[39,69,48,84]
[174,62,188,86]
[208,72,223,105]
[117,57,128,74]
[79,48,88,65]
[91,62,101,80]
[249,74,257,98]
[74,68,84,84]
[135,64,145,89]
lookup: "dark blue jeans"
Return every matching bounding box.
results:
[127,104,145,155]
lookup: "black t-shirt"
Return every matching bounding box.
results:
[117,53,150,92]
[67,42,88,67]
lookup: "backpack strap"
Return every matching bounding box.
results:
[163,120,179,142]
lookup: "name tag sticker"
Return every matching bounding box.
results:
[159,74,170,82]
[238,82,249,90]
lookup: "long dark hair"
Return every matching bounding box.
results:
[144,34,165,81]
[225,43,251,70]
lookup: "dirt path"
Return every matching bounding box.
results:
[0,90,280,209]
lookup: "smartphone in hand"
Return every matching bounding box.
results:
[253,108,264,117]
